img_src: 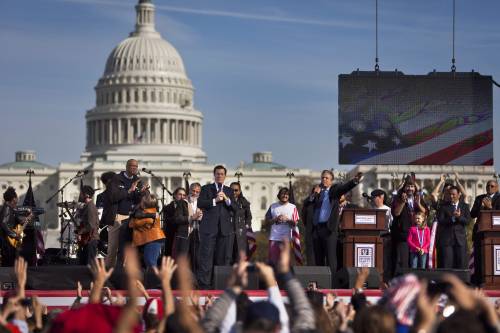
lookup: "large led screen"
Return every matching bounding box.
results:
[338,71,493,165]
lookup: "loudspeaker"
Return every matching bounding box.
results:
[334,267,381,289]
[213,266,259,290]
[400,268,470,284]
[0,268,17,290]
[292,266,332,289]
[26,266,94,290]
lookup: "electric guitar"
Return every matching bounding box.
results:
[7,214,34,249]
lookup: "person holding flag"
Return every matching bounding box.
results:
[286,175,304,265]
[265,187,299,265]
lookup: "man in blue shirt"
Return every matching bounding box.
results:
[304,170,362,284]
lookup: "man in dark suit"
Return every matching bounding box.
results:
[303,170,363,283]
[437,186,471,269]
[470,180,500,285]
[197,165,236,289]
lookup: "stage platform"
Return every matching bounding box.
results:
[1,265,498,309]
[4,289,500,310]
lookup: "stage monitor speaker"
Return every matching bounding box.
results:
[292,266,332,289]
[0,268,17,290]
[214,266,260,290]
[334,267,380,289]
[400,268,470,285]
[26,265,93,290]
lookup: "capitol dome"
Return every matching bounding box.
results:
[82,0,206,163]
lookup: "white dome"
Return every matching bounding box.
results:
[104,36,187,76]
[82,0,206,164]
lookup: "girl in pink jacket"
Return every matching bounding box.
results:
[407,212,430,269]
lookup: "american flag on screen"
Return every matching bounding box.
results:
[338,72,493,165]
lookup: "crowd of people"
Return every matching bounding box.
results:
[1,242,500,333]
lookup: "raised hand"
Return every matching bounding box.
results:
[124,246,141,282]
[76,281,83,298]
[136,280,150,299]
[153,256,177,285]
[255,262,277,287]
[278,239,291,274]
[313,185,321,195]
[89,258,114,284]
[482,197,493,209]
[14,257,27,297]
[354,267,370,291]
[354,172,364,182]
[228,251,249,289]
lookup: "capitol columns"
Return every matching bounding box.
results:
[108,119,113,144]
[117,118,122,144]
[162,119,168,144]
[146,118,151,144]
[155,118,160,143]
[126,118,132,144]
[100,120,105,145]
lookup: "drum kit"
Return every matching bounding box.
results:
[56,201,108,260]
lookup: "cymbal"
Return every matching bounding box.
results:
[56,201,78,209]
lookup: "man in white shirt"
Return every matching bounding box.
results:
[370,189,393,282]
[188,182,202,272]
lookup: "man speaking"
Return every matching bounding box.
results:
[197,165,236,289]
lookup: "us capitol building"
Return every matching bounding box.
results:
[0,0,495,248]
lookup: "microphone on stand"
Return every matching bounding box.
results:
[142,168,153,174]
[76,169,89,176]
[362,192,373,201]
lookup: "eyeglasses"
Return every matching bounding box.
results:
[232,189,240,193]
[487,184,497,188]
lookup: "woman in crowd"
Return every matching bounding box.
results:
[264,187,299,265]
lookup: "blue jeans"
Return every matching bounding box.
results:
[410,252,427,269]
[143,240,163,268]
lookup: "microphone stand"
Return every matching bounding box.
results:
[143,170,173,227]
[46,171,83,261]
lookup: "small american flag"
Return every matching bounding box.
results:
[427,219,438,269]
[246,226,257,259]
[468,247,475,275]
[288,180,303,265]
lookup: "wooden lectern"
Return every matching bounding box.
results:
[340,208,387,275]
[477,210,500,289]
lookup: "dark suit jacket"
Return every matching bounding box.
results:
[100,175,127,226]
[437,201,471,247]
[391,200,422,242]
[303,180,358,233]
[198,184,236,236]
[470,192,500,219]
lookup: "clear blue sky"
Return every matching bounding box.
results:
[1,0,499,171]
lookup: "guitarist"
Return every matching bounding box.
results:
[76,186,99,265]
[0,187,31,267]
